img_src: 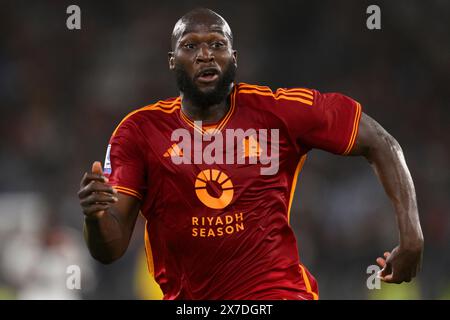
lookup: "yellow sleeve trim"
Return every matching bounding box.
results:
[287,155,307,225]
[113,185,143,201]
[144,224,155,277]
[342,102,362,155]
[239,89,313,106]
[299,264,319,300]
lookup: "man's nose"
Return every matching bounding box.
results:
[196,44,214,63]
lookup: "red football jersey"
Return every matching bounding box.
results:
[104,83,362,300]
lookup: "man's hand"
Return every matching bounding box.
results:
[78,161,141,263]
[349,113,424,284]
[78,161,118,219]
[376,245,423,284]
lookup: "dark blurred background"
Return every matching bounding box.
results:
[0,0,448,299]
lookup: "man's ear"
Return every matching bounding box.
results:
[232,50,238,67]
[168,52,175,70]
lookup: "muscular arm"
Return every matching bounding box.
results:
[78,162,141,264]
[348,112,424,283]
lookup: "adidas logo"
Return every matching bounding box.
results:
[163,143,184,157]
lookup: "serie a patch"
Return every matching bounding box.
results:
[104,144,112,174]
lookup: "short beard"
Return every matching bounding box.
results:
[174,61,236,108]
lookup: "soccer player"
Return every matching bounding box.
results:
[78,8,423,299]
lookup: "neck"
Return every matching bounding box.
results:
[180,83,234,124]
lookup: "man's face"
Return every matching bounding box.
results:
[169,22,237,107]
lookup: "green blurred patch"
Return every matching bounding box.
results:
[368,281,421,300]
[437,284,450,300]
[0,286,16,300]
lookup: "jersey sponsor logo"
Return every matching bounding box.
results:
[104,144,111,174]
[192,212,244,238]
[195,169,233,209]
[193,170,246,237]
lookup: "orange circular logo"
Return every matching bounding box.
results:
[195,169,234,209]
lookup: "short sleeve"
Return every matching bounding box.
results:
[103,119,147,200]
[275,88,362,155]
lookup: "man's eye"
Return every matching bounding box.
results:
[184,43,196,49]
[211,42,225,49]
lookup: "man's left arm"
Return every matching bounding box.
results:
[348,112,424,283]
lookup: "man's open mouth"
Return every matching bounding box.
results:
[196,68,220,83]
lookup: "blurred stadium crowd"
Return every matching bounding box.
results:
[0,0,448,299]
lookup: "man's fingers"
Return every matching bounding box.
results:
[80,161,108,188]
[376,257,386,268]
[92,161,103,175]
[380,261,392,277]
[376,252,391,271]
[378,251,393,278]
[380,274,393,282]
[78,180,117,197]
[78,180,117,199]
[80,172,108,187]
[80,193,118,207]
[79,161,114,219]
[380,268,406,284]
[376,257,386,279]
[380,270,399,283]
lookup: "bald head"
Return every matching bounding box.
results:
[171,8,233,50]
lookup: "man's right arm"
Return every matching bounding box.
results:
[78,161,141,264]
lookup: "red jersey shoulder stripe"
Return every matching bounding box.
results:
[238,83,313,106]
[239,83,272,92]
[111,98,180,137]
[277,88,314,100]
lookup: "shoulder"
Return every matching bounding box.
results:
[236,82,316,108]
[111,96,181,138]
